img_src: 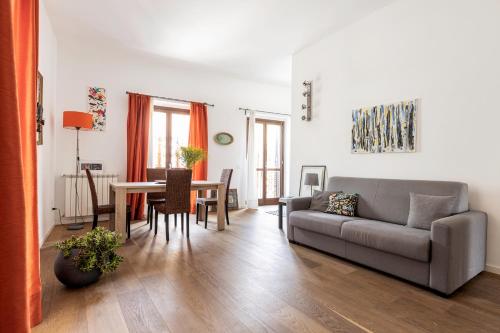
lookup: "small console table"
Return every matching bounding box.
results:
[278,197,294,229]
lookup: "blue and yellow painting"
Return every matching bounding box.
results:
[352,100,417,153]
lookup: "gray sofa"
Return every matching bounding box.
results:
[287,176,487,295]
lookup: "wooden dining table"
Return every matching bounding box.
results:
[109,180,225,242]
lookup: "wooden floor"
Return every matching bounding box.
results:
[35,209,500,333]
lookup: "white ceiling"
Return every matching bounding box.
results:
[45,0,395,85]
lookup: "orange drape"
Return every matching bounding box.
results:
[0,0,41,331]
[127,94,151,220]
[188,102,208,212]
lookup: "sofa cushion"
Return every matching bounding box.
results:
[341,220,431,262]
[325,192,359,216]
[289,210,357,238]
[309,190,340,211]
[407,193,456,230]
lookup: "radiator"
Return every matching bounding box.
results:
[63,174,118,218]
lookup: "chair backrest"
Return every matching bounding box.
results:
[164,169,192,214]
[85,169,98,215]
[146,167,166,181]
[219,169,233,202]
[146,168,167,201]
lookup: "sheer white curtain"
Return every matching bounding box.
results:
[240,111,258,209]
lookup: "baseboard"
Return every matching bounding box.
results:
[486,264,500,275]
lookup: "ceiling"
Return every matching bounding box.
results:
[45,0,395,85]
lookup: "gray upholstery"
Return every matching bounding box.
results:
[294,228,346,257]
[341,220,430,262]
[289,210,357,238]
[286,196,311,240]
[430,210,487,294]
[345,242,430,286]
[287,176,486,295]
[309,190,338,212]
[407,193,456,230]
[326,177,469,225]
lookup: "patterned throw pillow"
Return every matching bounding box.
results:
[325,192,359,216]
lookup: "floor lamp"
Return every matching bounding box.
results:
[63,111,93,230]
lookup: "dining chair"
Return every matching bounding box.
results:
[196,169,233,229]
[153,168,192,241]
[146,168,166,230]
[85,169,131,238]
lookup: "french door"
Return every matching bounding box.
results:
[255,119,284,205]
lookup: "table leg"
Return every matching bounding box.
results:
[217,184,226,231]
[278,203,283,229]
[109,185,115,231]
[197,189,206,221]
[114,188,127,243]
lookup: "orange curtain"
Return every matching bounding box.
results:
[127,94,151,220]
[0,0,41,331]
[188,102,208,212]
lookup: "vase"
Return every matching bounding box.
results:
[54,249,102,288]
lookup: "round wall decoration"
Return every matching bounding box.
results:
[214,132,234,145]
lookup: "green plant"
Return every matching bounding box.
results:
[176,146,206,169]
[56,227,123,273]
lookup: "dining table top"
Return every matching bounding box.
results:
[109,180,224,189]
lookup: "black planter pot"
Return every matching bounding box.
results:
[54,249,102,288]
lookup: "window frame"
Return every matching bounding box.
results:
[152,105,190,168]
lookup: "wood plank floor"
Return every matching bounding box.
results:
[35,209,500,333]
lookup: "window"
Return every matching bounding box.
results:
[150,106,190,168]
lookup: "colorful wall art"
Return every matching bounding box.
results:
[352,99,417,153]
[88,87,106,131]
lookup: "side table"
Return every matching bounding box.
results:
[278,197,294,229]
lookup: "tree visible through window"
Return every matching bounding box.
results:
[151,106,190,168]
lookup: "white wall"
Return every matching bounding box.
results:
[291,0,500,271]
[54,41,290,213]
[37,0,58,244]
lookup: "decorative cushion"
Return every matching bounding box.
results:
[325,192,359,217]
[407,193,456,230]
[309,190,341,212]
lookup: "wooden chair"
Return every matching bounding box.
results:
[146,168,166,230]
[85,169,131,238]
[196,169,233,229]
[153,169,192,241]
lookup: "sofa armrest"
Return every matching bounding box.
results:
[430,210,487,295]
[286,197,311,241]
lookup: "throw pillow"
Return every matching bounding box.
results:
[325,192,359,217]
[407,193,456,230]
[309,190,341,212]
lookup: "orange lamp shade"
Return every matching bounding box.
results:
[63,111,93,130]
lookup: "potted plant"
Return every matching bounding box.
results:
[54,227,123,288]
[176,146,206,169]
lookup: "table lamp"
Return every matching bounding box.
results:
[304,173,319,196]
[63,111,93,230]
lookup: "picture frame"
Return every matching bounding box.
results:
[299,165,326,197]
[227,189,239,210]
[80,160,104,174]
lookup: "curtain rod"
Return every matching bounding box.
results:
[238,107,290,117]
[126,91,214,107]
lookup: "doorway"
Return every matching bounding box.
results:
[255,118,284,205]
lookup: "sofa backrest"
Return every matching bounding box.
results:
[326,176,469,225]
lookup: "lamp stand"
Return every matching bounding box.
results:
[67,127,84,230]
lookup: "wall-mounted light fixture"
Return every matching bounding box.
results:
[301,80,312,121]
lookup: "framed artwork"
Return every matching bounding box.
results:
[299,165,326,197]
[80,160,104,174]
[211,189,239,211]
[352,99,417,153]
[88,87,106,131]
[36,71,44,145]
[227,189,239,210]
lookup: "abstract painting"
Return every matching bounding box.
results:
[352,99,417,153]
[88,87,106,131]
